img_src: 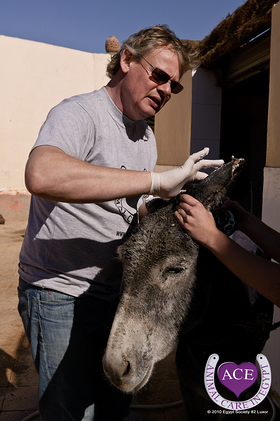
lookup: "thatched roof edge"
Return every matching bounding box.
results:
[186,0,279,68]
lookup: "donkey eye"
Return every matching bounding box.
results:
[166,267,184,275]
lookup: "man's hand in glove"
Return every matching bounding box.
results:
[149,147,224,198]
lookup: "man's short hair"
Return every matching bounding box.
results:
[106,24,198,80]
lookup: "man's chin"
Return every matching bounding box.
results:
[138,108,156,121]
[145,104,159,117]
[127,105,156,121]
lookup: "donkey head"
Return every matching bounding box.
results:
[102,158,246,393]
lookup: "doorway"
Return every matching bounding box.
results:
[220,70,269,219]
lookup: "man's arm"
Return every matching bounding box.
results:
[25,146,224,204]
[25,146,152,203]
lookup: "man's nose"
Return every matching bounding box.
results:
[157,80,172,96]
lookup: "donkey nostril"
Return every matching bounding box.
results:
[122,357,131,377]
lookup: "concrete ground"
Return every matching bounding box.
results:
[0,193,279,421]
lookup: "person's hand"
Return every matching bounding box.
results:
[149,148,224,198]
[174,194,218,246]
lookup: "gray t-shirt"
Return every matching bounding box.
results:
[19,87,157,300]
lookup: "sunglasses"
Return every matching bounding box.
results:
[139,55,184,94]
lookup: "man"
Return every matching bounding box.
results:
[18,25,223,420]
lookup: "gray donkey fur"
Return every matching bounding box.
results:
[103,158,273,420]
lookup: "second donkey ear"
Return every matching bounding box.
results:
[145,197,170,214]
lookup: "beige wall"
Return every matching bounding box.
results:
[266,3,280,167]
[262,2,280,405]
[0,35,110,192]
[262,167,280,406]
[154,70,192,169]
[154,67,223,173]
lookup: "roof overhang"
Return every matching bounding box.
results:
[219,28,270,86]
[184,0,278,87]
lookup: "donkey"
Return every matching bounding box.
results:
[102,158,273,420]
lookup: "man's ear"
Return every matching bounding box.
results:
[120,49,134,74]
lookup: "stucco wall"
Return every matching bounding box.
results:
[262,2,280,406]
[154,70,192,168]
[0,35,110,192]
[154,67,222,172]
[266,2,280,167]
[262,167,280,406]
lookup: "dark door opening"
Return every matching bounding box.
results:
[220,70,269,219]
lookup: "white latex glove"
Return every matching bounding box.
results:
[149,148,224,198]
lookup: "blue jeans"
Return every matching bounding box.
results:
[18,279,132,421]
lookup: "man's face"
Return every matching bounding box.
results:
[120,47,181,121]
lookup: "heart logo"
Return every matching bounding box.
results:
[217,362,258,398]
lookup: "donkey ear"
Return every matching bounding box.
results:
[190,158,246,211]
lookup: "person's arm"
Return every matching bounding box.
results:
[25,146,152,203]
[222,199,280,264]
[174,195,280,308]
[25,146,223,203]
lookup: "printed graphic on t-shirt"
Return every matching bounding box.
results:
[115,196,141,225]
[114,166,148,228]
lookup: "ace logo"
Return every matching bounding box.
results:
[204,354,271,411]
[217,362,259,398]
